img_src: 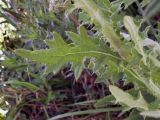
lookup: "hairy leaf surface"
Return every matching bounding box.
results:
[109,85,148,110]
[15,27,120,79]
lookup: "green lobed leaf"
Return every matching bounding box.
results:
[15,27,120,79]
[124,16,147,65]
[109,85,148,110]
[124,67,160,99]
[95,88,138,108]
[73,0,130,60]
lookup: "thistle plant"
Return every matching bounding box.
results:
[0,0,160,119]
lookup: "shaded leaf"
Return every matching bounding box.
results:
[125,109,143,120]
[0,80,39,91]
[144,0,160,19]
[1,58,27,70]
[112,0,137,9]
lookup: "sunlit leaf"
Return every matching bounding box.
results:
[124,16,147,65]
[15,27,120,78]
[140,110,160,118]
[109,85,148,110]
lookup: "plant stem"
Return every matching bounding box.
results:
[48,107,123,120]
